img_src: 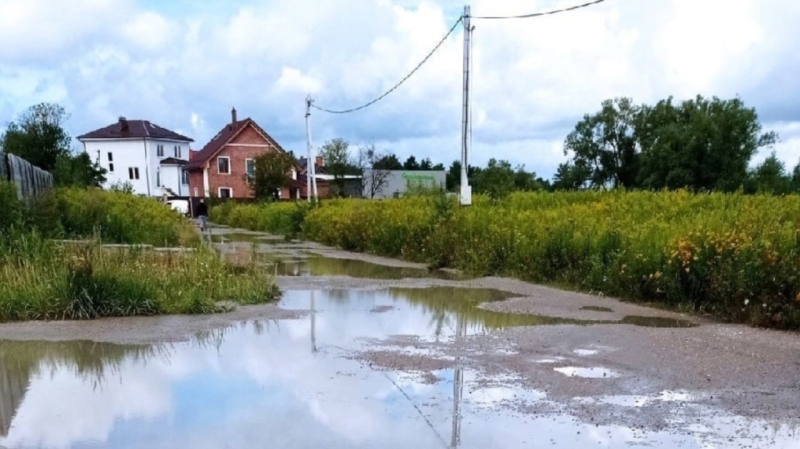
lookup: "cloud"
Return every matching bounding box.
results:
[0,0,798,179]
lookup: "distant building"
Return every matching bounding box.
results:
[77,117,194,197]
[363,170,446,199]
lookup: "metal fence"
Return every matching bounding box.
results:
[0,151,54,200]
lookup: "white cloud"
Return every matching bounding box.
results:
[0,0,798,178]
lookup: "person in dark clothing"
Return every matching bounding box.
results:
[196,199,208,231]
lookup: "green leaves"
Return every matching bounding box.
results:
[246,151,298,201]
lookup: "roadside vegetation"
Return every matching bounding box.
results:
[212,190,800,330]
[0,182,279,322]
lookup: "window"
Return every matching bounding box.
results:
[174,145,181,158]
[157,145,164,157]
[109,163,114,173]
[245,159,255,176]
[217,156,230,174]
[156,169,160,187]
[107,152,113,162]
[128,167,140,180]
[219,187,232,199]
[107,152,114,172]
[182,170,189,185]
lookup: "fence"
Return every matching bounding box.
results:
[0,151,54,200]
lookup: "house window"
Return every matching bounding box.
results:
[157,145,164,157]
[219,187,232,199]
[174,145,181,158]
[109,163,114,173]
[156,169,160,187]
[217,156,230,174]
[128,167,140,180]
[245,159,255,176]
[107,152,113,162]
[182,170,189,185]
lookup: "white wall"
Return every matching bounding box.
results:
[158,165,188,196]
[82,139,190,196]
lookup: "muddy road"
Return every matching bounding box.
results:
[1,225,799,449]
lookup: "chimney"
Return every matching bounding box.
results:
[316,156,324,167]
[119,116,128,131]
[231,107,237,124]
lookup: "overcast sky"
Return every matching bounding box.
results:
[1,0,799,179]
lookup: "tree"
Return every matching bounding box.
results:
[636,95,777,192]
[0,103,72,171]
[552,161,591,190]
[53,151,107,188]
[319,138,351,197]
[374,154,402,170]
[563,97,640,189]
[354,143,393,199]
[472,158,515,201]
[403,156,420,170]
[745,151,792,194]
[512,164,544,191]
[419,157,433,170]
[246,151,297,201]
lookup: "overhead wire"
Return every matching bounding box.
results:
[311,16,463,114]
[472,0,606,20]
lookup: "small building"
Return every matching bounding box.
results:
[77,117,194,197]
[185,108,300,200]
[363,170,446,199]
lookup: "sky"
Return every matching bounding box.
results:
[1,0,799,180]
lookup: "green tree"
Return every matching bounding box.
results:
[472,158,515,202]
[745,151,792,194]
[53,151,107,188]
[403,156,420,170]
[246,151,297,201]
[637,95,777,192]
[1,103,72,171]
[563,97,640,189]
[552,161,591,190]
[319,138,351,197]
[374,154,402,170]
[419,157,433,170]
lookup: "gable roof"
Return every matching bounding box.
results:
[160,157,188,166]
[77,118,193,142]
[185,117,293,170]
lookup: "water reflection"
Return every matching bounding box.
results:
[0,289,794,449]
[267,256,470,281]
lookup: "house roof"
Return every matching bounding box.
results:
[298,157,329,175]
[185,117,292,170]
[77,118,193,142]
[160,157,188,166]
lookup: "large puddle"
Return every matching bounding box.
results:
[0,228,794,448]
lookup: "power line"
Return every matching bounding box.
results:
[311,16,463,114]
[472,0,606,20]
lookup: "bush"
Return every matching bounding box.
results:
[215,190,800,330]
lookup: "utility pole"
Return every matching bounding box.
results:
[459,5,473,206]
[305,95,319,203]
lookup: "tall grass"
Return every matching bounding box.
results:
[1,182,278,322]
[213,190,800,330]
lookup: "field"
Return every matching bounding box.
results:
[211,190,800,330]
[0,183,279,321]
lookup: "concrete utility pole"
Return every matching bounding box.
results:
[460,5,473,206]
[305,95,319,202]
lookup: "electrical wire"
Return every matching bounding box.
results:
[472,0,606,20]
[311,16,463,114]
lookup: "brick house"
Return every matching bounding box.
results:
[186,108,302,199]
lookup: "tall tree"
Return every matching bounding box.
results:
[374,154,402,170]
[319,138,351,197]
[419,157,433,170]
[552,161,591,190]
[637,95,777,192]
[245,151,297,201]
[403,156,420,170]
[53,151,107,188]
[745,151,792,194]
[1,102,72,171]
[563,97,640,189]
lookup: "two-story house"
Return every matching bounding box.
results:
[186,108,301,199]
[77,117,194,197]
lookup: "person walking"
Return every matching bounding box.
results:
[196,199,208,231]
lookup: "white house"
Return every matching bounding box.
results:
[77,117,194,197]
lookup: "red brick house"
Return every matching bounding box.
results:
[186,108,302,199]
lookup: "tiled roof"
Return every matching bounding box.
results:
[186,116,293,170]
[77,118,193,142]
